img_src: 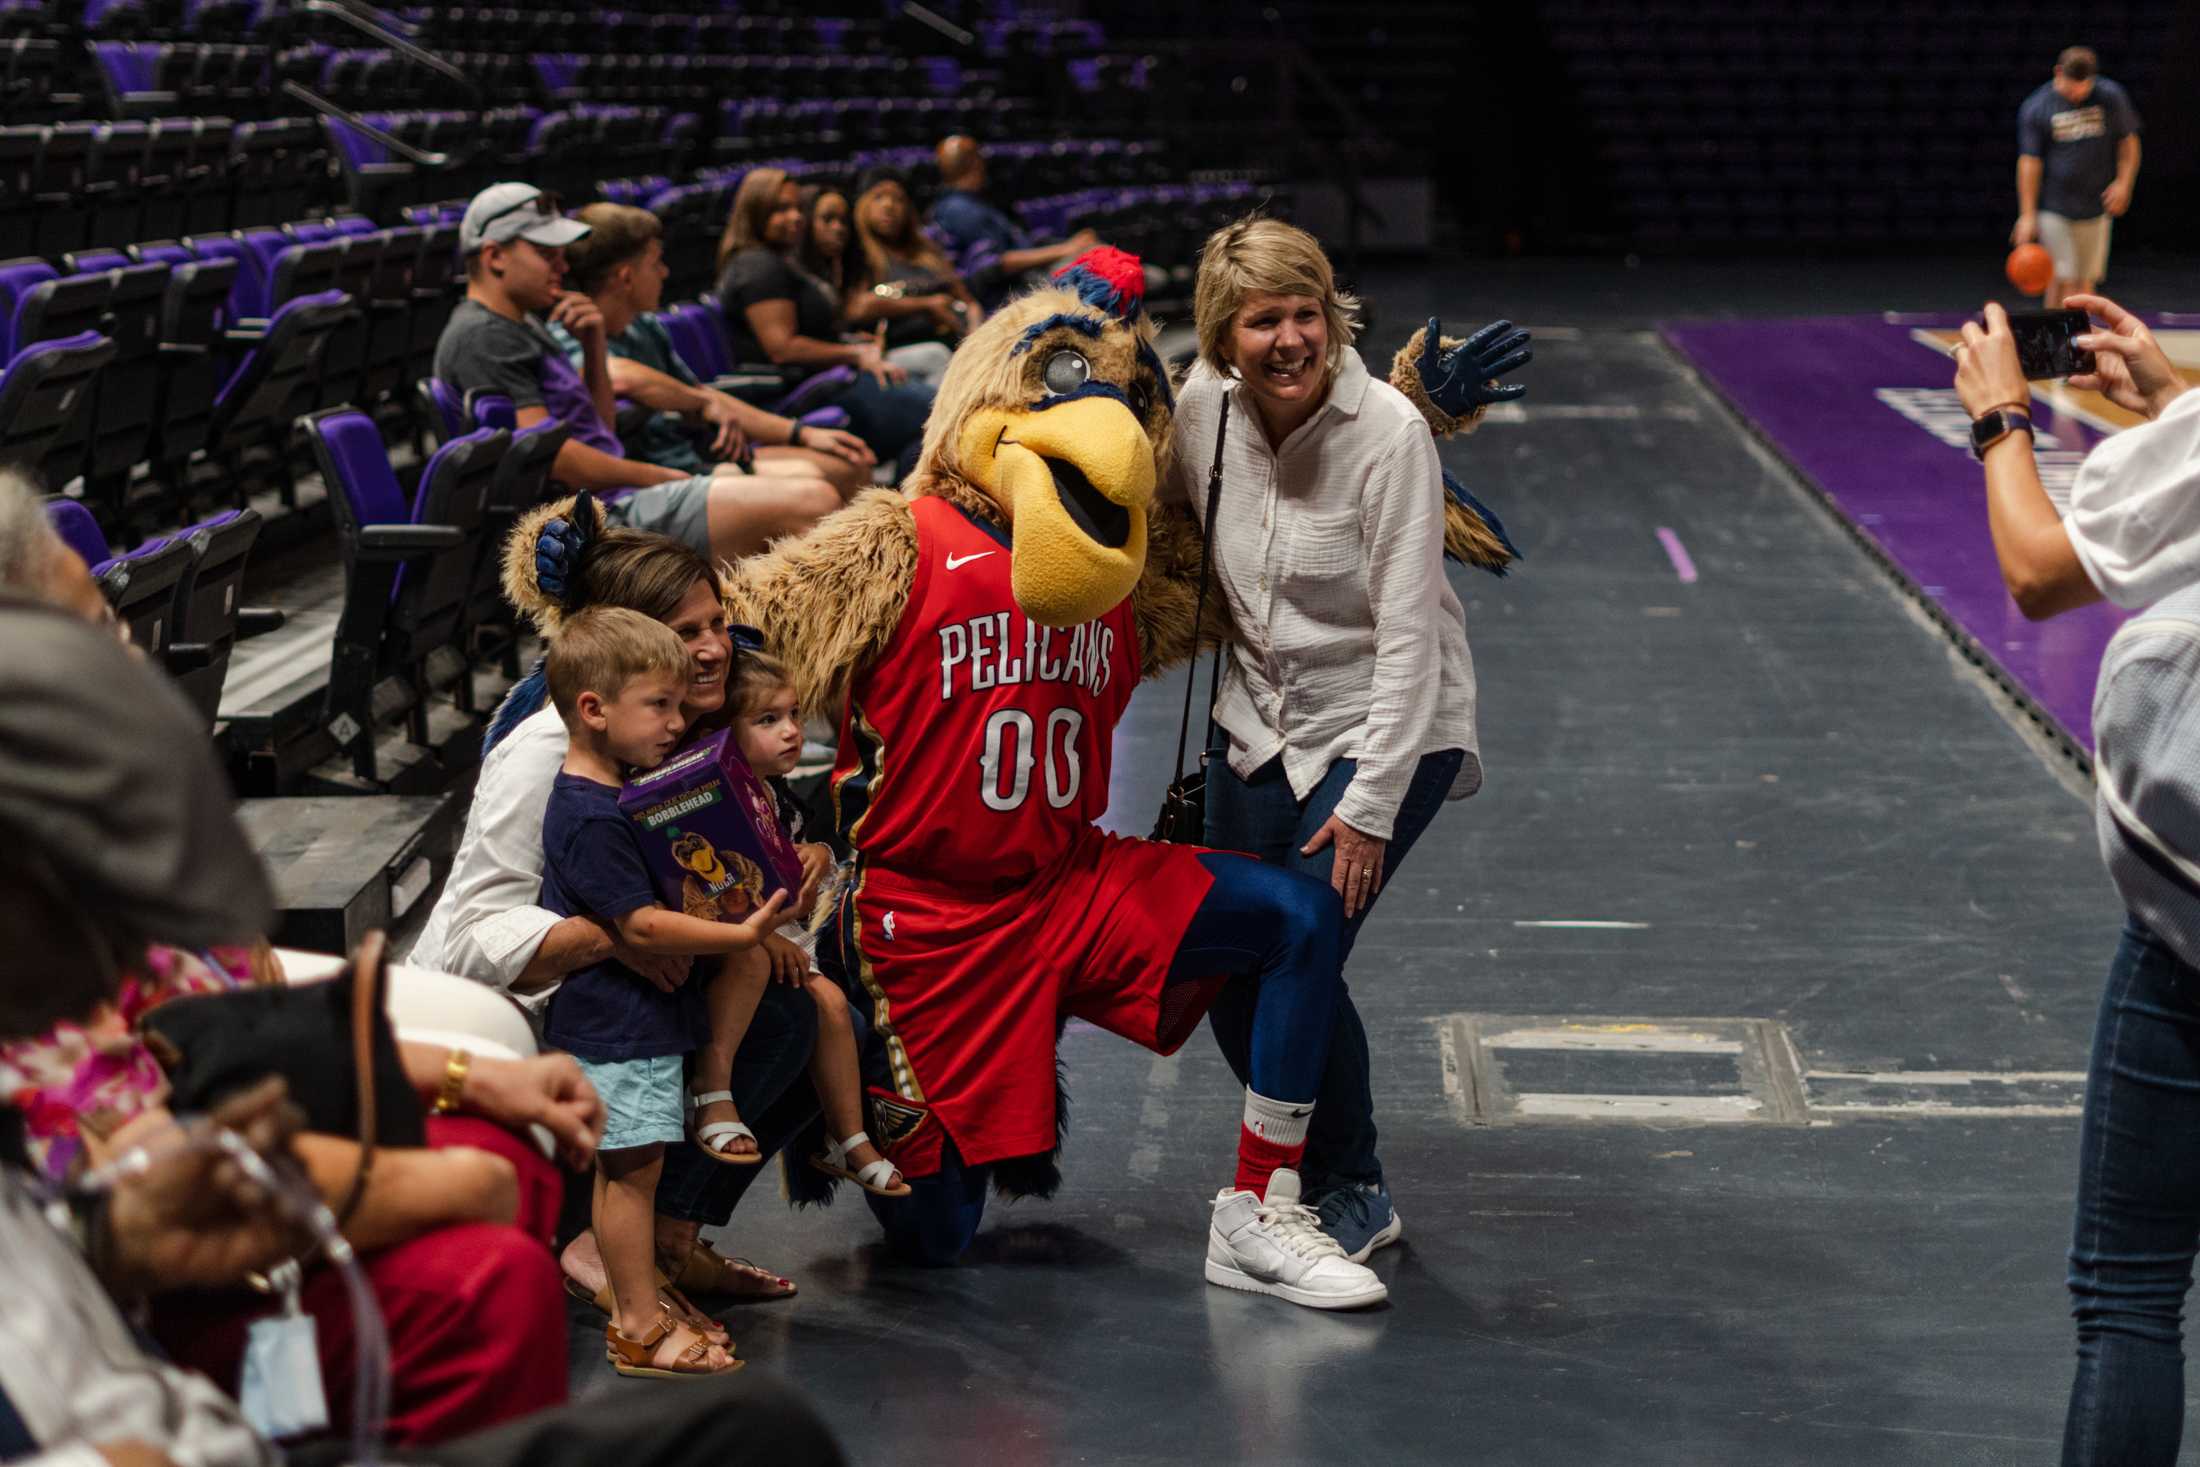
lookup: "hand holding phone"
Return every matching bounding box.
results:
[2005,309,2096,381]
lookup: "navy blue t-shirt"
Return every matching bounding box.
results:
[930,188,1031,256]
[538,771,707,1061]
[2019,78,2141,221]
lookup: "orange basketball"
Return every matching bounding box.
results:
[2007,243,2054,295]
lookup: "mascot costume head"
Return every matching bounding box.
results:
[905,246,1175,629]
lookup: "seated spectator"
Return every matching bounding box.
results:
[411,520,818,1310]
[800,183,951,388]
[434,182,841,563]
[0,603,846,1467]
[714,168,936,479]
[1952,294,2195,617]
[841,170,981,381]
[932,134,1102,307]
[0,473,603,1447]
[559,203,875,499]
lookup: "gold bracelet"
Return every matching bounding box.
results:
[432,1049,472,1116]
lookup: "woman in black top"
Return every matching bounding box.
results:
[715,169,935,477]
[799,181,952,387]
[843,173,983,351]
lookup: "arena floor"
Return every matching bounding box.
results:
[509,255,2200,1464]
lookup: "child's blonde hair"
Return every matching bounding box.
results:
[1192,215,1361,381]
[546,606,690,729]
[729,648,794,716]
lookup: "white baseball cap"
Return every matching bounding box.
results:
[459,182,591,254]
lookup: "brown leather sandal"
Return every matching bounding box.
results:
[565,1274,732,1349]
[604,1315,742,1380]
[658,1239,798,1301]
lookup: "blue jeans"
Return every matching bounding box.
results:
[862,851,1341,1265]
[833,373,935,480]
[2063,915,2200,1467]
[1202,744,1466,1191]
[654,980,820,1225]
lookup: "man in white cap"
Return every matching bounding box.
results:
[434,183,843,563]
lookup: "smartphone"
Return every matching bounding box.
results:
[2006,309,2096,380]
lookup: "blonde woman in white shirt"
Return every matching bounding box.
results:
[1171,217,1527,1262]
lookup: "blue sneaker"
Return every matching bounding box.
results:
[1311,1181,1404,1264]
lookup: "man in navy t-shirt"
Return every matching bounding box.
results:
[2013,46,2142,307]
[931,135,1102,308]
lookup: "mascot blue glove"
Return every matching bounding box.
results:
[1416,316,1532,417]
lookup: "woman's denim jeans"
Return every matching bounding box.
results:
[2063,915,2200,1467]
[1201,741,1464,1191]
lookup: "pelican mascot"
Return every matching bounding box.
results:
[505,247,1522,1281]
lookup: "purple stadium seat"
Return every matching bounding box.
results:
[147,253,238,478]
[417,375,466,442]
[45,496,111,569]
[205,288,352,468]
[93,534,195,656]
[0,331,112,487]
[471,413,569,675]
[305,407,510,779]
[159,505,262,725]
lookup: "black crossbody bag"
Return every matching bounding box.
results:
[1151,408,1230,844]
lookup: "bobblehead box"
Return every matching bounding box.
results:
[618,728,804,923]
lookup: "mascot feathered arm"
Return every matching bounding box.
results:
[720,489,919,728]
[1391,316,1532,577]
[1131,499,1236,680]
[501,489,919,730]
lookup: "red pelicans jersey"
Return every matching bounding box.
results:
[832,495,1141,888]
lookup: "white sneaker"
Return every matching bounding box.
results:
[1205,1167,1389,1311]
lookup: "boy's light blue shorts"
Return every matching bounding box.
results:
[573,1053,687,1152]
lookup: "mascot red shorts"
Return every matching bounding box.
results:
[836,825,1228,1178]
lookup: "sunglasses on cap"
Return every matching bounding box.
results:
[477,190,566,239]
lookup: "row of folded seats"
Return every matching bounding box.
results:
[305,397,568,782]
[42,0,268,39]
[414,9,894,58]
[0,113,325,255]
[45,497,268,729]
[45,393,565,782]
[14,213,460,532]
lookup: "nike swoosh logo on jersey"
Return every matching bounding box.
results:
[944,551,996,570]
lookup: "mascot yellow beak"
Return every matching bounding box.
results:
[957,395,1153,628]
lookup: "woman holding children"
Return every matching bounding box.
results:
[417,513,905,1379]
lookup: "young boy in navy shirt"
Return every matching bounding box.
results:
[538,606,787,1380]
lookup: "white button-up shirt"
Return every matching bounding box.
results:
[408,704,569,1009]
[1166,350,1482,840]
[2063,385,2200,608]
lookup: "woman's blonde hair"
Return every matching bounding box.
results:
[716,167,791,274]
[1192,215,1360,380]
[850,178,951,292]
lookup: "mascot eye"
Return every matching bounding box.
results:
[1128,378,1155,420]
[1042,349,1091,395]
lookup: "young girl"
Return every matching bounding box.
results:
[726,649,908,1198]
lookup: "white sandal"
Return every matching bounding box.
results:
[689,1089,763,1167]
[808,1130,911,1197]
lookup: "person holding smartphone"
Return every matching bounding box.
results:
[1952,295,2193,619]
[1954,299,2200,1465]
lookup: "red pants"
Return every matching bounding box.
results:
[153,1115,568,1447]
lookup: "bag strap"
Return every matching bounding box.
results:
[1170,404,1230,782]
[332,931,387,1226]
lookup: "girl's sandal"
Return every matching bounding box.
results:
[688,1088,764,1166]
[605,1315,742,1380]
[564,1274,733,1349]
[659,1238,798,1301]
[808,1129,913,1198]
